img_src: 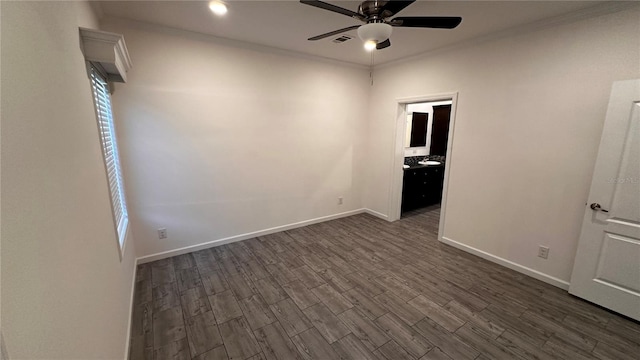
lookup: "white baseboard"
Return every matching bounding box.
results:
[137,208,369,264]
[440,236,570,290]
[364,208,390,221]
[124,258,138,360]
[128,209,371,355]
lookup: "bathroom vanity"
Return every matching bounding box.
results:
[401,162,445,213]
[401,102,451,214]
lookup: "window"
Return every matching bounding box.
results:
[90,65,129,254]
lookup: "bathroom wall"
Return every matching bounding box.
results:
[404,100,453,157]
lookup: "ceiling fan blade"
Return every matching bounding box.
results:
[390,16,462,29]
[376,38,391,50]
[300,0,364,20]
[307,25,361,41]
[381,1,416,17]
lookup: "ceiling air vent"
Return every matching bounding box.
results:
[332,35,352,44]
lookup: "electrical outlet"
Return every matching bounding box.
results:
[538,246,549,259]
[158,228,167,239]
[338,197,343,205]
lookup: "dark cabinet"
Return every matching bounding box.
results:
[401,165,445,213]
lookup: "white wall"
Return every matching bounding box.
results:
[100,18,370,258]
[365,8,640,284]
[1,1,137,358]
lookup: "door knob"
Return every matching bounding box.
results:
[590,203,609,213]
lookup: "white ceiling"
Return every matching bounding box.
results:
[98,0,614,66]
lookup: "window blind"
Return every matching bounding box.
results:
[90,66,129,248]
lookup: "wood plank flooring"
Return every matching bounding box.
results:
[129,206,640,360]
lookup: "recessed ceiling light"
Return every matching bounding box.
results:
[364,40,377,52]
[209,1,228,16]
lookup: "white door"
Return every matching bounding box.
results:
[569,79,640,320]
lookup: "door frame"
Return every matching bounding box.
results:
[388,92,459,242]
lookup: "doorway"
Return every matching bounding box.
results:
[388,93,458,242]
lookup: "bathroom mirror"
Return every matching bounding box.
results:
[405,112,429,148]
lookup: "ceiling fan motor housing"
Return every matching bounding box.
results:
[358,0,394,21]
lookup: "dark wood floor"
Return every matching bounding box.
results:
[129,206,640,360]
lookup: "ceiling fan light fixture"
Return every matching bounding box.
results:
[208,1,228,16]
[300,0,462,52]
[364,40,377,51]
[357,22,392,43]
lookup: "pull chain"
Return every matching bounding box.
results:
[369,50,374,86]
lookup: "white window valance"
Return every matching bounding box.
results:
[79,27,132,83]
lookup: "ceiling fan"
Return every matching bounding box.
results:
[300,0,462,50]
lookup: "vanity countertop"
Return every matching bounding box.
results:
[404,163,444,170]
[404,155,446,170]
